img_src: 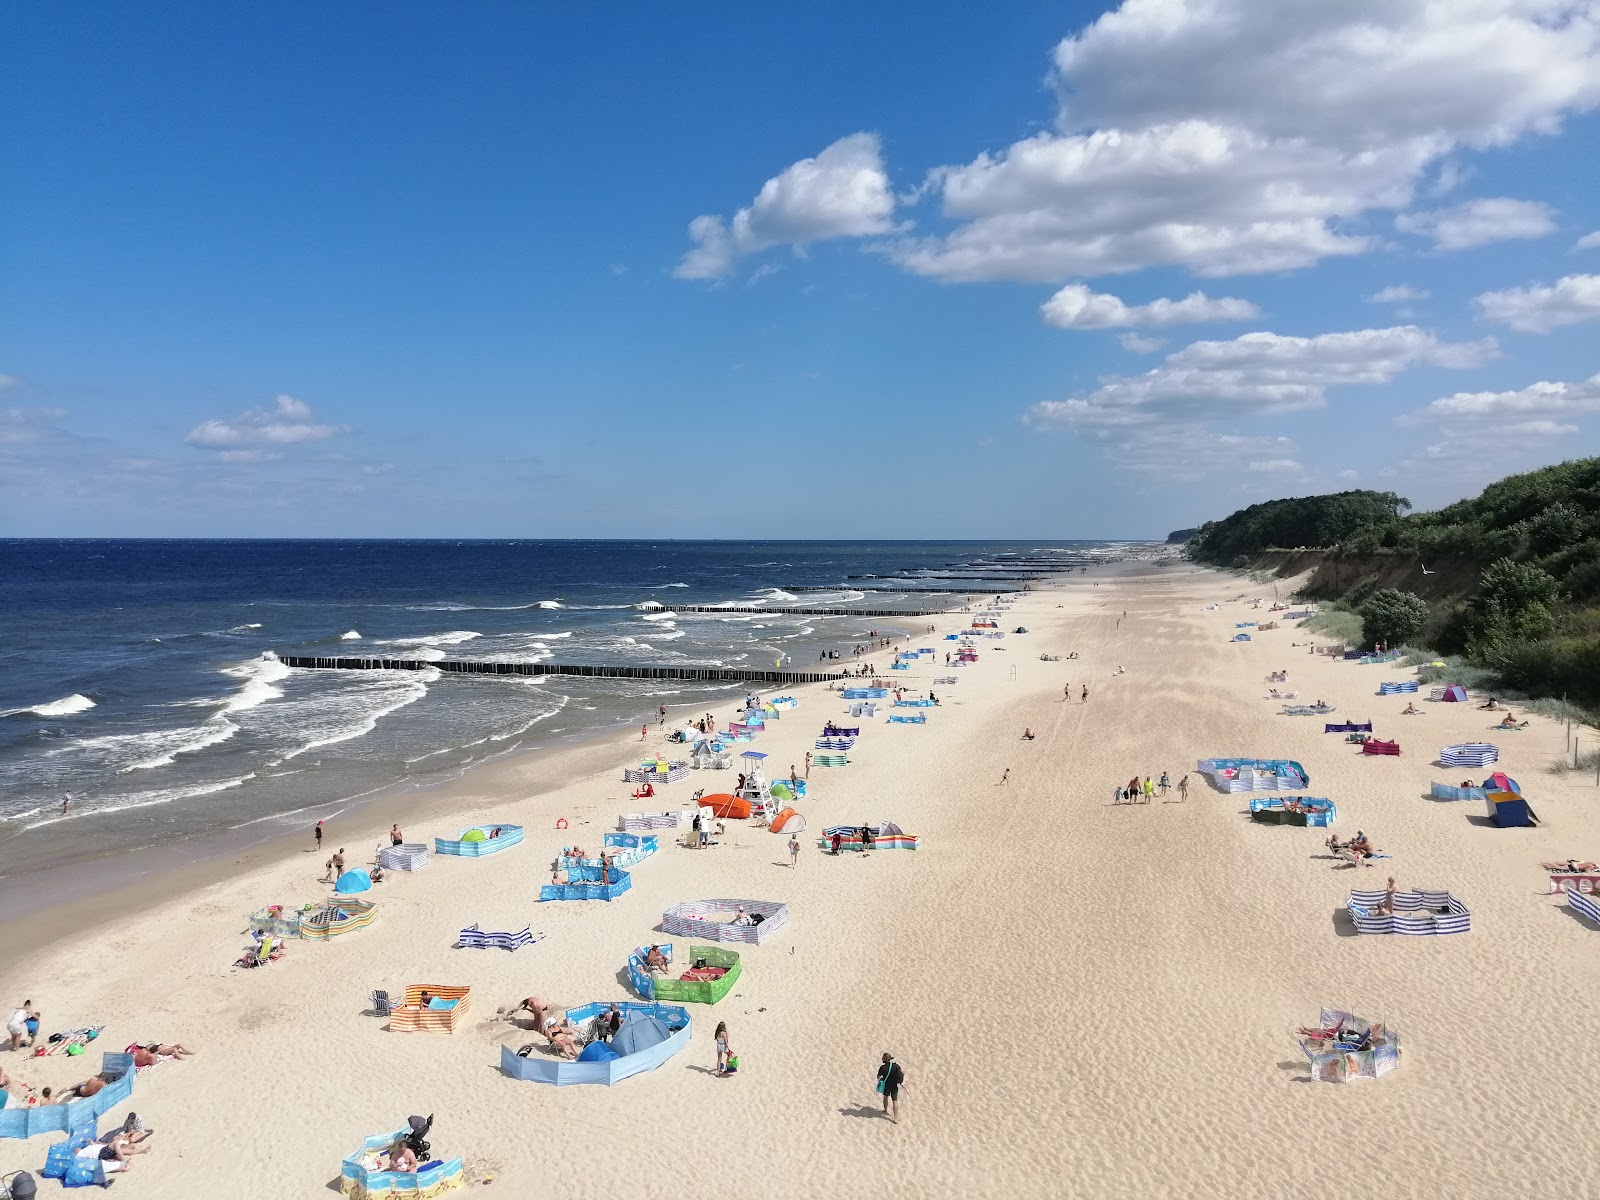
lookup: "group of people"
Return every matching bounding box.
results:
[829,825,876,854]
[1327,829,1382,866]
[1114,773,1184,803]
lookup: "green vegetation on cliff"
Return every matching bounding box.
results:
[1188,458,1600,712]
[1186,491,1410,567]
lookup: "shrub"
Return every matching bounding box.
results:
[1359,589,1429,648]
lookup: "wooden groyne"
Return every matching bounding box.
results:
[277,656,850,684]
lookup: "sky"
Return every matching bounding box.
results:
[4,1,1600,540]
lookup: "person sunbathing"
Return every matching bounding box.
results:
[1497,713,1523,728]
[1401,702,1421,714]
[1022,728,1035,740]
[1479,697,1498,709]
[77,1132,150,1175]
[731,907,755,926]
[369,866,385,883]
[644,945,670,974]
[1345,831,1380,865]
[59,1073,112,1101]
[137,1041,195,1062]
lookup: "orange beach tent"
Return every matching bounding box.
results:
[769,807,806,833]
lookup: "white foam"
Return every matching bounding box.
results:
[121,716,240,771]
[535,600,564,609]
[230,622,265,632]
[20,774,258,831]
[380,630,481,646]
[755,588,799,603]
[411,647,447,661]
[640,611,677,622]
[663,583,688,588]
[219,655,292,714]
[340,630,363,640]
[2,693,96,718]
[281,667,438,760]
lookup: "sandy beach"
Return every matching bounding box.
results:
[4,563,1600,1200]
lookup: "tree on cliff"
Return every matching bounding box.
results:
[1359,589,1428,649]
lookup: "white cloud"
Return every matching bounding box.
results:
[890,3,1600,282]
[1395,197,1556,249]
[1248,458,1303,473]
[675,133,895,280]
[1474,273,1600,332]
[1368,285,1430,303]
[1041,284,1258,329]
[1028,325,1494,430]
[1118,332,1165,353]
[0,406,71,445]
[1409,372,1600,422]
[185,394,345,450]
[1577,230,1600,251]
[1336,468,1361,480]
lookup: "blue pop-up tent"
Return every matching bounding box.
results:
[335,869,373,894]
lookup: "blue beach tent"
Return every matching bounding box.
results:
[335,869,373,894]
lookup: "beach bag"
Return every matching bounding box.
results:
[724,1054,739,1073]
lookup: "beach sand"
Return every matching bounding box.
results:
[4,564,1599,1199]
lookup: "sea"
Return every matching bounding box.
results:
[0,539,1120,884]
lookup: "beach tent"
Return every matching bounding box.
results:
[335,869,373,894]
[1439,685,1468,702]
[612,1013,674,1057]
[578,1040,620,1063]
[701,793,752,820]
[770,807,806,834]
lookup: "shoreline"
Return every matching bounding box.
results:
[0,609,947,966]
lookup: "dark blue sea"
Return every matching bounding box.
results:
[0,539,1115,877]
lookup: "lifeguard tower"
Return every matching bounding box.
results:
[737,750,777,822]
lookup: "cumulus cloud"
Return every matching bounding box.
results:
[1118,332,1165,353]
[675,133,896,279]
[890,2,1600,282]
[1368,285,1430,303]
[185,395,346,451]
[1395,197,1557,250]
[1474,273,1600,332]
[1041,284,1259,329]
[1408,372,1600,422]
[1026,325,1495,430]
[1248,458,1304,473]
[1577,230,1600,251]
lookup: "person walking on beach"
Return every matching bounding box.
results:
[714,1021,732,1074]
[325,847,345,881]
[876,1052,906,1123]
[314,819,323,851]
[61,793,72,815]
[389,824,403,846]
[658,704,667,727]
[804,752,812,779]
[788,833,800,867]
[1158,771,1170,796]
[1000,768,1010,785]
[1177,774,1189,802]
[1142,776,1155,803]
[1081,685,1088,703]
[640,723,648,741]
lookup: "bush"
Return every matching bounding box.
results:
[1359,589,1429,648]
[1526,697,1589,724]
[1413,656,1500,689]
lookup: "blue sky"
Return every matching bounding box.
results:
[4,2,1600,539]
